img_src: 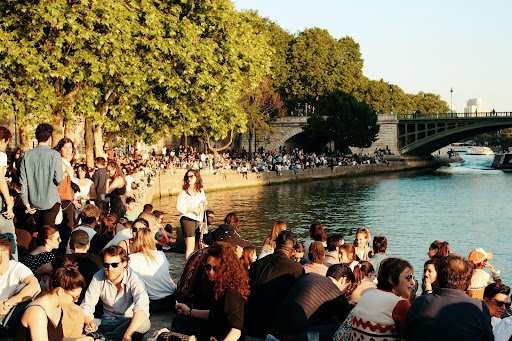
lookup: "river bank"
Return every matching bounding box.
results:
[142,155,462,206]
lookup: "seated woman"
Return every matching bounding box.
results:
[339,244,359,271]
[303,241,329,276]
[240,246,256,271]
[304,222,327,255]
[128,228,176,312]
[347,261,377,304]
[16,261,90,341]
[116,217,150,254]
[22,225,60,279]
[173,242,250,341]
[89,214,117,255]
[258,220,287,259]
[427,240,451,259]
[353,228,372,261]
[351,258,415,341]
[422,259,438,295]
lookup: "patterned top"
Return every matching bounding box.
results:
[22,252,55,276]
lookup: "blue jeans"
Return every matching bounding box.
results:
[93,316,150,341]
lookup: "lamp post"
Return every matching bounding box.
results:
[389,84,393,114]
[450,87,453,114]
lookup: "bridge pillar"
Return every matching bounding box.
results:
[350,114,399,155]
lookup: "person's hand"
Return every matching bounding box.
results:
[2,204,14,219]
[487,262,497,275]
[0,299,12,316]
[25,205,36,214]
[73,200,81,209]
[76,336,94,341]
[423,275,432,292]
[175,302,191,316]
[122,334,132,341]
[84,321,98,334]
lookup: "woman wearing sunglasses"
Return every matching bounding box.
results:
[16,261,90,341]
[174,242,249,341]
[176,169,207,259]
[351,258,415,341]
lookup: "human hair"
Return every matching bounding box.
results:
[373,235,388,253]
[76,164,90,179]
[81,204,102,225]
[36,225,59,247]
[358,261,375,278]
[46,260,85,293]
[35,123,53,143]
[224,213,240,233]
[207,242,250,300]
[339,244,356,264]
[130,228,156,264]
[308,241,325,264]
[240,246,256,270]
[309,223,327,242]
[377,257,413,291]
[0,127,12,142]
[153,210,164,219]
[94,157,106,166]
[54,137,76,160]
[96,214,117,238]
[326,233,344,252]
[0,235,12,253]
[436,254,473,291]
[107,161,125,182]
[261,220,287,249]
[182,169,203,193]
[100,245,130,264]
[484,283,511,300]
[143,204,153,212]
[276,230,298,249]
[422,258,438,293]
[126,197,136,205]
[133,217,149,228]
[327,263,355,282]
[430,240,450,259]
[354,227,371,247]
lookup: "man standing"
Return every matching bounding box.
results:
[92,157,109,213]
[402,254,494,341]
[0,235,40,335]
[81,246,150,341]
[246,230,304,337]
[19,123,63,233]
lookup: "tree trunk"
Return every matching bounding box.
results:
[248,130,253,160]
[19,124,29,152]
[93,125,104,158]
[85,119,95,168]
[52,115,64,146]
[183,132,188,149]
[253,129,257,158]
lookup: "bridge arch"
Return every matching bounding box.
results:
[266,127,304,151]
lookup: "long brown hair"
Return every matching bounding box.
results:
[107,161,126,183]
[240,246,256,271]
[182,169,203,193]
[207,242,250,300]
[130,228,157,264]
[262,220,287,249]
[54,137,76,164]
[309,223,327,242]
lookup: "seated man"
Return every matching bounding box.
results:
[483,282,510,329]
[0,235,40,335]
[80,246,150,341]
[324,234,344,267]
[274,264,354,341]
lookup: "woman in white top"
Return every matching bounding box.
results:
[259,220,287,259]
[73,164,95,216]
[129,228,176,312]
[176,169,207,259]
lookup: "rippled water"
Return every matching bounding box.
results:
[154,154,512,284]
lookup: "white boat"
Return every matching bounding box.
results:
[465,147,494,155]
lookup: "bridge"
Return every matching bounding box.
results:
[242,112,512,156]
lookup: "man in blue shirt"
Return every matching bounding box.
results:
[19,123,63,234]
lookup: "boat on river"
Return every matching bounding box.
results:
[466,146,494,155]
[492,153,512,170]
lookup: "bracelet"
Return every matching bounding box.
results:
[189,308,193,316]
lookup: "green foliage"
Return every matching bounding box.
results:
[410,92,450,113]
[304,90,379,152]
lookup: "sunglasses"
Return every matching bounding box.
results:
[65,291,80,302]
[103,262,121,269]
[405,274,415,281]
[493,299,510,308]
[188,174,196,179]
[132,226,149,233]
[204,264,217,272]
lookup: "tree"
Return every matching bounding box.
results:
[411,92,450,113]
[304,90,379,153]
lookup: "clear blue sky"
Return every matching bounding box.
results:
[233,0,512,112]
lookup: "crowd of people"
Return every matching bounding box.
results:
[0,123,508,341]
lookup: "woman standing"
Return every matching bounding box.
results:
[16,261,91,341]
[54,138,79,256]
[176,169,207,259]
[73,164,95,217]
[174,242,249,341]
[105,161,127,218]
[351,258,415,340]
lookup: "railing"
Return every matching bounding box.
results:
[397,112,512,119]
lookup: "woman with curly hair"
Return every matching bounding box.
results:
[176,169,207,259]
[174,242,249,341]
[259,220,287,259]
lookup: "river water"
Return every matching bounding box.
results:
[153,154,512,284]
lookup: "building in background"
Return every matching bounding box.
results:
[464,98,486,116]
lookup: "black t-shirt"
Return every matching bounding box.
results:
[274,273,352,333]
[89,234,111,255]
[245,251,304,337]
[209,290,245,341]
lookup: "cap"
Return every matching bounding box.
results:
[469,247,493,264]
[70,230,89,245]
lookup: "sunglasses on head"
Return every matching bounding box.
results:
[204,264,217,272]
[103,262,121,269]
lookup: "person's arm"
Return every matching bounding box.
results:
[122,310,147,341]
[176,190,200,216]
[19,155,35,213]
[0,162,14,219]
[8,274,40,306]
[88,181,96,200]
[54,152,63,186]
[123,271,151,339]
[80,274,102,324]
[23,305,49,341]
[106,177,124,194]
[175,303,209,320]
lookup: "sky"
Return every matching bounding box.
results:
[233,0,512,112]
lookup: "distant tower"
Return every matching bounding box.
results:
[464,98,485,116]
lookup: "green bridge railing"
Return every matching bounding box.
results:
[397,112,512,119]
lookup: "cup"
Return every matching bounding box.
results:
[307,332,319,341]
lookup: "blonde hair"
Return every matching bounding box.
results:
[262,220,287,249]
[130,228,156,264]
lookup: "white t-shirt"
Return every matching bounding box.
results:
[0,261,33,300]
[129,250,176,300]
[0,151,7,167]
[176,189,206,222]
[103,228,132,250]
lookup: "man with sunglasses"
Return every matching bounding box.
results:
[483,283,510,329]
[80,245,150,341]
